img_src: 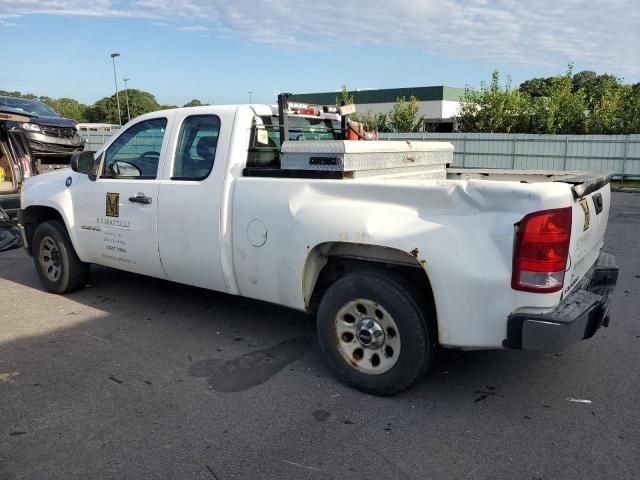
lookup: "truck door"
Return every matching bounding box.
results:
[72,116,170,279]
[156,112,227,292]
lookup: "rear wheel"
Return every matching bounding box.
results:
[33,220,89,293]
[317,270,436,395]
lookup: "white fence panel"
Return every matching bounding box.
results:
[81,130,121,152]
[380,133,640,178]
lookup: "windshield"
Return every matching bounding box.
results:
[0,96,60,117]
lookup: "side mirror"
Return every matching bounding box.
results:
[71,151,95,175]
[111,160,142,177]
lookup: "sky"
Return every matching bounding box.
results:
[0,0,638,107]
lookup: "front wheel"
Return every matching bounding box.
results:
[33,220,89,294]
[317,270,436,395]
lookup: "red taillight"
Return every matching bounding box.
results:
[19,155,33,179]
[512,207,572,293]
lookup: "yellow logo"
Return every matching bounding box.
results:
[579,198,590,231]
[106,192,119,217]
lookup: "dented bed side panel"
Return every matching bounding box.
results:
[230,176,573,349]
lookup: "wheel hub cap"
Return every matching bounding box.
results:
[334,299,401,375]
[39,236,62,282]
[357,318,385,348]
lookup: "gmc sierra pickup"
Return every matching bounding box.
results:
[18,100,618,395]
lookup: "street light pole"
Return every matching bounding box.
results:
[123,77,131,122]
[110,53,122,125]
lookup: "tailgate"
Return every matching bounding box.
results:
[559,172,612,296]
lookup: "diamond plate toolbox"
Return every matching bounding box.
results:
[280,140,453,178]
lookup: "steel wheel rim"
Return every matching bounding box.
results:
[39,236,62,282]
[334,298,401,375]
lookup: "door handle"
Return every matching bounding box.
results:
[129,193,152,204]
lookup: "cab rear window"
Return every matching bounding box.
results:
[247,116,340,168]
[172,115,220,181]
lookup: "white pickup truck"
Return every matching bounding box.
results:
[18,100,618,395]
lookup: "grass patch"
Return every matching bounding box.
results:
[610,180,640,191]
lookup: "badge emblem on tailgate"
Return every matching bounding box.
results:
[579,198,590,231]
[106,192,119,217]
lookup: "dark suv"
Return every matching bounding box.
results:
[0,96,85,171]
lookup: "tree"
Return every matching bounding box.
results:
[620,86,640,133]
[0,89,33,98]
[387,96,421,132]
[458,71,529,133]
[374,112,390,132]
[586,82,624,134]
[571,71,624,134]
[183,99,207,107]
[83,97,116,123]
[335,85,354,107]
[84,89,163,124]
[572,71,620,98]
[519,77,554,97]
[124,89,163,119]
[529,66,587,134]
[41,97,88,122]
[359,110,389,132]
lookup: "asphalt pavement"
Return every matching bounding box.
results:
[1,192,639,480]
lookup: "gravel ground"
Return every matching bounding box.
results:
[0,192,638,480]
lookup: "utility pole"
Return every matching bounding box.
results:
[123,77,131,122]
[110,53,122,125]
[248,91,253,103]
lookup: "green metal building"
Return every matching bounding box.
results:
[291,86,465,132]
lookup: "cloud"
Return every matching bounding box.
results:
[0,12,20,26]
[0,0,154,18]
[1,0,638,75]
[176,25,209,32]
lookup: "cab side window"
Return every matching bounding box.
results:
[102,118,167,179]
[173,115,220,180]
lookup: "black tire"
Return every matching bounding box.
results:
[32,220,89,294]
[317,269,436,396]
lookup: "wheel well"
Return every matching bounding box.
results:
[305,242,436,321]
[21,206,65,255]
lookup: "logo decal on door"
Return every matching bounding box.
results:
[106,192,120,217]
[579,198,590,231]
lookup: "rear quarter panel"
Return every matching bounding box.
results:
[230,176,574,349]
